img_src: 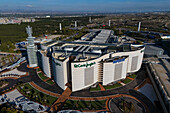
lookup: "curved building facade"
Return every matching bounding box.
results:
[52,56,69,90]
[71,47,144,91]
[39,50,52,78]
[38,30,145,92]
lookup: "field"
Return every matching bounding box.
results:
[0,16,98,52]
[1,13,170,52]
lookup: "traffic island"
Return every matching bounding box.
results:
[109,95,147,113]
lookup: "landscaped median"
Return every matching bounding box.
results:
[63,99,106,111]
[38,72,48,80]
[37,72,54,85]
[17,83,58,106]
[90,74,136,91]
[46,80,54,85]
[37,68,41,72]
[122,78,132,84]
[129,74,136,79]
[0,80,8,88]
[90,85,101,91]
[104,83,122,90]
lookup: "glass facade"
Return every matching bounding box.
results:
[27,36,37,67]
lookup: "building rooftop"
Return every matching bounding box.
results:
[150,58,170,98]
[144,45,164,56]
[92,29,112,43]
[51,41,144,62]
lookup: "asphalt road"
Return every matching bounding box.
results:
[0,63,157,113]
[1,62,147,97]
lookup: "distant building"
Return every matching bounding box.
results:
[144,45,164,57]
[118,36,136,44]
[0,18,35,24]
[161,36,170,39]
[147,58,170,112]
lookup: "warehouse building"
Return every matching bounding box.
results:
[144,45,164,57]
[147,58,170,112]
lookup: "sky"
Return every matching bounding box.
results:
[0,0,170,12]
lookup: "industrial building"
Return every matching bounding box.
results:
[37,29,145,92]
[144,45,164,57]
[147,58,170,113]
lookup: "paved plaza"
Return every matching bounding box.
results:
[2,89,47,112]
[1,68,26,76]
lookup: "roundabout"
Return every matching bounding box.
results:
[108,95,146,113]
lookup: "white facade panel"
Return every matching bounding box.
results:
[71,61,97,92]
[121,58,128,79]
[71,66,85,91]
[71,54,109,92]
[52,57,69,90]
[103,63,115,85]
[103,57,128,85]
[111,47,144,73]
[40,52,51,78]
[114,63,123,80]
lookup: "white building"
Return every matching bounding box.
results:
[39,41,144,92]
[38,29,145,92]
[161,36,170,39]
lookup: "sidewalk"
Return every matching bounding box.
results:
[51,87,72,111]
[99,83,106,91]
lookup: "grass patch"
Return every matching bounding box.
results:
[0,80,8,87]
[104,83,122,90]
[17,83,57,106]
[122,78,132,84]
[129,74,136,79]
[90,85,101,92]
[37,68,41,72]
[38,72,48,80]
[64,99,106,110]
[46,80,54,85]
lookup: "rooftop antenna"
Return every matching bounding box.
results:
[59,23,62,31]
[89,17,92,23]
[138,22,141,32]
[65,50,67,56]
[109,20,111,27]
[83,51,85,57]
[75,21,77,28]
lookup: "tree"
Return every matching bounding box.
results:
[0,107,7,113]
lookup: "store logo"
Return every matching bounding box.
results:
[53,59,61,66]
[113,58,125,64]
[140,50,144,53]
[74,62,96,68]
[55,62,61,66]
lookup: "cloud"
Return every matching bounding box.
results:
[26,5,33,8]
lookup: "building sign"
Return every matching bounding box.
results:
[53,59,61,66]
[55,62,61,66]
[141,50,144,53]
[113,58,125,64]
[74,62,96,68]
